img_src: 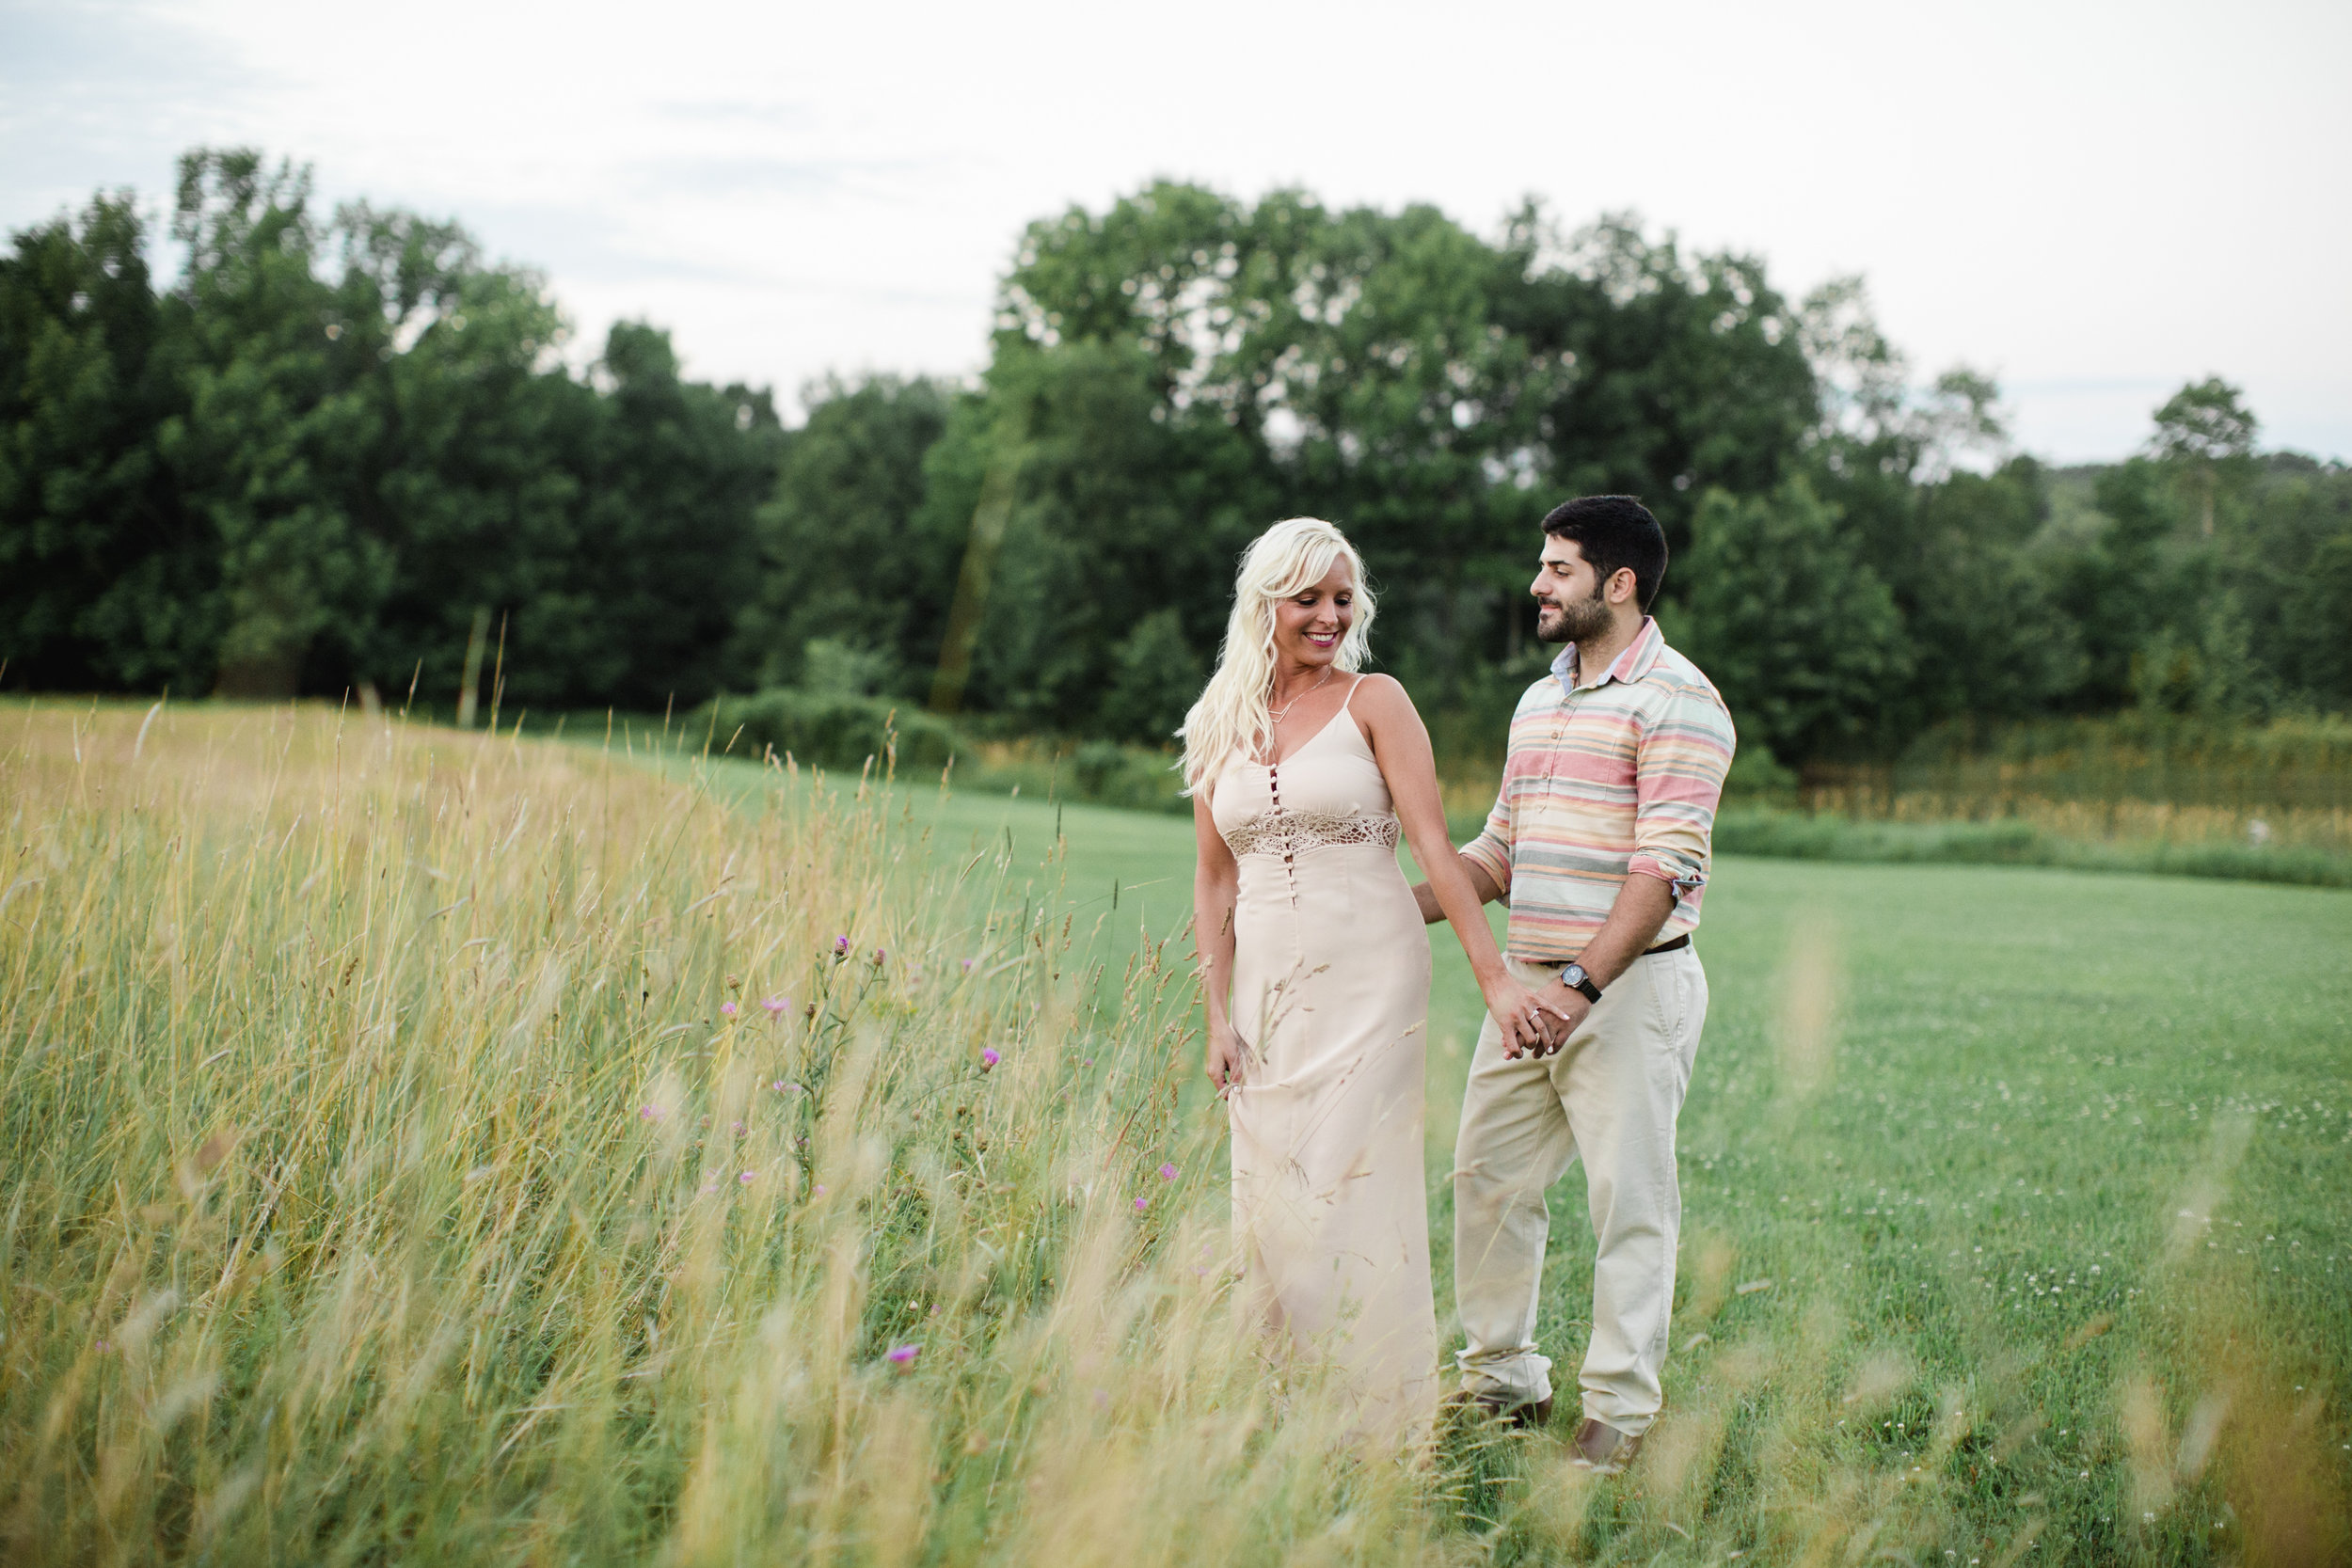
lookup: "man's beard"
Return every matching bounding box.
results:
[1535,587,1611,645]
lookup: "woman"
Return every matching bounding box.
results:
[1184,517,1560,1442]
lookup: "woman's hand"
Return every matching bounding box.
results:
[1205,1021,1247,1099]
[1480,973,1572,1061]
[1193,793,1244,1101]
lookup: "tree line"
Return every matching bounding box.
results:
[1,150,779,712]
[6,151,2347,769]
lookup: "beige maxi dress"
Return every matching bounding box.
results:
[1210,679,1438,1441]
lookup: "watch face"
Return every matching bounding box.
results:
[1561,964,1587,989]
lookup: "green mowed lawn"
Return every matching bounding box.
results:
[708,759,2352,1548]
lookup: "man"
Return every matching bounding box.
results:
[1412,494,1734,1474]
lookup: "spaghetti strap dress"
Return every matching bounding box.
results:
[1210,677,1438,1441]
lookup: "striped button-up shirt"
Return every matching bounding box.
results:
[1459,618,1736,963]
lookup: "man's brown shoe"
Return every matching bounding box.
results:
[1568,1418,1643,1475]
[1442,1389,1554,1430]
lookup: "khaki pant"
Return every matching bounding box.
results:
[1451,948,1707,1434]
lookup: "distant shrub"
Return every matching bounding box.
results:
[1066,740,1184,812]
[701,689,964,775]
[1883,712,2352,810]
[1713,806,2350,888]
[1721,740,1800,805]
[691,692,1192,814]
[959,737,1188,816]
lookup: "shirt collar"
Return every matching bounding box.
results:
[1552,616,1662,691]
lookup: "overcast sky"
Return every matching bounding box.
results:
[6,0,2347,462]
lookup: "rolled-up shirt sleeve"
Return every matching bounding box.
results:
[1458,776,1515,895]
[1625,684,1736,897]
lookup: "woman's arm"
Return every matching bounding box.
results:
[1353,676,1560,1056]
[1191,788,1246,1096]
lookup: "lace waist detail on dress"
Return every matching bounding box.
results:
[1222,809,1401,859]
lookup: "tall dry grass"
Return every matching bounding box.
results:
[3,702,2338,1564]
[0,702,1456,1564]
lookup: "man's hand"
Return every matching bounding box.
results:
[1511,877,1679,1061]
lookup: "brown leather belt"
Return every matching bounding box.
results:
[1535,933,1690,971]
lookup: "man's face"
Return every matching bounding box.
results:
[1532,538,1613,645]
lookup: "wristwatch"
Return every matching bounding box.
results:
[1559,962,1602,1005]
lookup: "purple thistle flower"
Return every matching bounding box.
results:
[639,1105,663,1121]
[873,947,887,965]
[762,996,787,1015]
[961,958,975,974]
[772,1079,788,1092]
[981,1048,1000,1070]
[1134,1196,1150,1212]
[1158,1163,1178,1181]
[720,1001,738,1017]
[739,1170,755,1185]
[814,1183,827,1196]
[834,934,850,955]
[887,1343,919,1366]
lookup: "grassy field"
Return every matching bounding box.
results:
[4,702,2348,1564]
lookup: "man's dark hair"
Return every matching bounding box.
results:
[1541,495,1669,611]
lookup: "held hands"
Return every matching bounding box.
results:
[1482,974,1579,1060]
[1204,1021,1246,1100]
[1523,985,1591,1058]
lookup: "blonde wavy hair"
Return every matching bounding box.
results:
[1179,517,1376,794]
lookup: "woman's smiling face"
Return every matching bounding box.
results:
[1271,558,1355,671]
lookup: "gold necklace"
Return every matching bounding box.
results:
[1268,665,1336,723]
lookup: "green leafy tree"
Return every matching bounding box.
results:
[1800,276,2010,587]
[931,340,1254,730]
[736,375,954,693]
[157,150,398,697]
[2150,375,2256,536]
[2205,451,2352,709]
[1671,479,1910,762]
[995,182,1246,404]
[1226,194,1548,702]
[1787,288,2089,738]
[0,193,192,689]
[1096,607,1203,744]
[350,257,593,708]
[989,186,1820,715]
[547,322,779,710]
[1499,214,1819,559]
[2280,522,2352,703]
[3,150,792,709]
[2046,457,2187,709]
[2044,383,2286,719]
[40,155,2337,753]
[1897,458,2084,726]
[304,203,575,705]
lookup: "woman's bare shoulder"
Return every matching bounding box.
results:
[1349,673,1418,719]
